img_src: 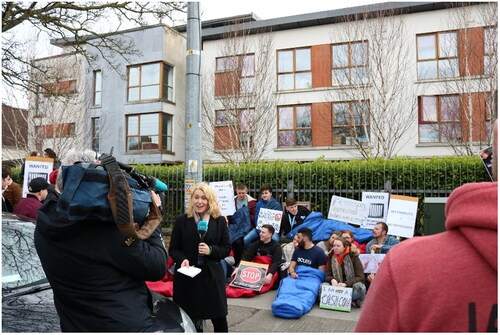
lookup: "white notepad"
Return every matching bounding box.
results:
[177,266,202,278]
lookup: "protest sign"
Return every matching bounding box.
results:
[184,179,196,210]
[358,254,386,273]
[319,285,352,312]
[256,208,282,233]
[209,181,236,216]
[230,261,269,291]
[361,192,390,229]
[386,195,419,238]
[327,196,369,226]
[22,157,53,197]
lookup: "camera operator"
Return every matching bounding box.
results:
[34,149,167,332]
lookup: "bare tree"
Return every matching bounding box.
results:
[328,7,422,159]
[438,3,498,155]
[2,2,186,94]
[201,22,278,163]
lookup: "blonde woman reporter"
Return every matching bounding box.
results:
[169,182,231,332]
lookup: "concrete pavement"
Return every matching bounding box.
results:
[204,289,361,332]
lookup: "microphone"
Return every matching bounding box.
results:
[144,176,169,192]
[197,221,208,266]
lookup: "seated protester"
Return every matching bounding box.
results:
[2,166,22,210]
[234,224,283,287]
[365,221,400,287]
[341,230,366,254]
[320,237,366,308]
[13,177,49,220]
[243,185,282,247]
[227,183,256,266]
[279,234,299,280]
[279,198,311,241]
[288,227,326,278]
[316,230,342,256]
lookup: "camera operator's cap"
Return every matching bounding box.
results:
[29,177,49,193]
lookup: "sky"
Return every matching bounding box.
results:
[3,0,380,109]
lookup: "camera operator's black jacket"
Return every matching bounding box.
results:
[35,191,167,332]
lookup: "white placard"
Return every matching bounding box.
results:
[319,285,352,312]
[22,157,53,197]
[358,254,386,273]
[386,195,419,238]
[256,208,282,233]
[209,181,236,216]
[327,196,369,226]
[361,192,389,229]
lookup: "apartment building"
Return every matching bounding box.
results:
[29,2,496,165]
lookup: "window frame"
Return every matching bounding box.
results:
[416,31,459,80]
[214,108,255,149]
[418,94,462,143]
[215,54,255,95]
[126,62,174,103]
[277,104,312,147]
[93,70,102,107]
[484,26,497,76]
[125,112,173,152]
[277,47,312,91]
[331,41,369,86]
[332,100,370,146]
[91,117,100,152]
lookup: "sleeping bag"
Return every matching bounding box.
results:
[271,265,325,319]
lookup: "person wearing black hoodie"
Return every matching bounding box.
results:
[34,150,167,332]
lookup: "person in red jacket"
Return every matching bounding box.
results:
[356,121,498,332]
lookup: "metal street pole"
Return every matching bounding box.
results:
[185,2,202,208]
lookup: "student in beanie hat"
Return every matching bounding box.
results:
[14,177,49,219]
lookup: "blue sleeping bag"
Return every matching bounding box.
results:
[271,266,325,319]
[285,212,373,243]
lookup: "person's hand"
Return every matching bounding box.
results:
[198,242,210,255]
[231,267,238,277]
[290,271,299,279]
[370,244,382,252]
[181,259,190,267]
[263,273,273,285]
[367,273,375,282]
[331,279,338,286]
[150,191,161,207]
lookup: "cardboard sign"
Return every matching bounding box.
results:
[361,192,390,229]
[22,157,53,197]
[358,254,386,273]
[386,195,419,238]
[256,208,282,233]
[184,179,196,211]
[319,285,352,312]
[229,261,268,291]
[327,196,369,226]
[209,181,236,216]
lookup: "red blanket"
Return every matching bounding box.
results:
[146,257,175,297]
[226,255,279,298]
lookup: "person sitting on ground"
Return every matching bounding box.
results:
[227,183,256,266]
[279,198,311,241]
[2,166,22,212]
[364,221,400,287]
[320,237,366,308]
[341,229,366,254]
[233,224,283,287]
[316,230,342,256]
[13,177,49,219]
[243,185,282,247]
[288,227,326,278]
[279,234,299,280]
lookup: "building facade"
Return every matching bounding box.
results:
[28,2,497,165]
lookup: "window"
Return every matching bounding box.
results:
[127,62,173,102]
[484,27,497,75]
[126,113,172,152]
[215,108,255,148]
[278,105,312,147]
[417,32,458,80]
[277,48,311,90]
[332,41,368,86]
[93,70,102,106]
[37,123,76,138]
[35,80,77,115]
[91,117,100,152]
[418,95,461,143]
[332,101,370,145]
[215,54,255,95]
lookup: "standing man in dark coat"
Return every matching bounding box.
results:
[169,182,231,332]
[34,150,167,332]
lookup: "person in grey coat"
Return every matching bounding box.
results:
[169,182,231,332]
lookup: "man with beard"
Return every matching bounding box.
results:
[287,227,326,278]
